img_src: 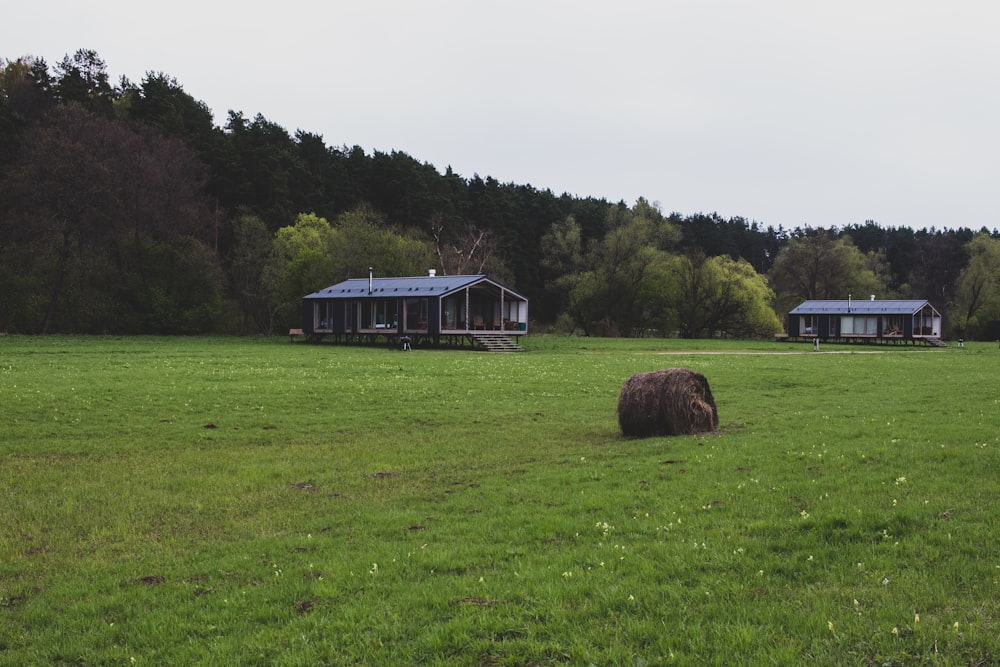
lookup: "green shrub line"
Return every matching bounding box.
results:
[1,335,998,665]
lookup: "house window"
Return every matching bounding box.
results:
[404,298,428,331]
[360,299,395,330]
[800,315,818,335]
[913,307,937,336]
[442,295,466,330]
[314,301,337,330]
[842,315,877,335]
[883,316,903,336]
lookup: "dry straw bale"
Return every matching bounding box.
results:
[617,368,719,437]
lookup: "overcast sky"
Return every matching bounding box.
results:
[5,1,999,231]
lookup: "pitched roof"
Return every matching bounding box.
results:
[303,274,526,300]
[789,299,938,315]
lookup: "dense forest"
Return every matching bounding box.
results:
[2,50,999,339]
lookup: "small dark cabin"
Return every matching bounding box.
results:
[787,298,942,344]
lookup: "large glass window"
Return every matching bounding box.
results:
[883,316,903,336]
[442,295,465,330]
[914,307,937,336]
[360,299,395,330]
[314,301,337,330]
[405,298,428,331]
[841,315,877,335]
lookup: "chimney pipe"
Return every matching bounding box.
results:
[368,267,373,294]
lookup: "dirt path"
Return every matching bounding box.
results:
[655,350,889,355]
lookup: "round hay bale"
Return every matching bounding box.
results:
[617,368,719,437]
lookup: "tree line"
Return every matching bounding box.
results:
[2,50,999,339]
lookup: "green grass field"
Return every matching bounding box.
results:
[2,335,999,665]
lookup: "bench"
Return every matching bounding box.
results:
[288,328,304,342]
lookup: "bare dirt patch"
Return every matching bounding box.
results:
[295,600,318,614]
[455,596,500,607]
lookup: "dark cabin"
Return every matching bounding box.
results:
[787,298,942,344]
[301,273,528,350]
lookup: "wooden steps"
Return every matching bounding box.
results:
[468,332,523,352]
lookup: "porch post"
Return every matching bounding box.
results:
[500,289,505,331]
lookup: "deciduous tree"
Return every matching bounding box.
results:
[265,208,436,328]
[1,102,216,332]
[225,213,278,333]
[951,233,1000,338]
[768,230,885,315]
[550,200,679,336]
[673,254,781,338]
[430,213,499,276]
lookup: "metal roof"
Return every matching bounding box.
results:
[303,274,527,301]
[788,299,939,315]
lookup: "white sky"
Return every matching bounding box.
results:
[5,1,999,231]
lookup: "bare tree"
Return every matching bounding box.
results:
[430,213,497,275]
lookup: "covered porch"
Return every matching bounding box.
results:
[439,279,527,335]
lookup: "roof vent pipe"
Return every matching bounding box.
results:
[848,294,852,313]
[870,294,875,301]
[428,269,436,277]
[369,267,373,294]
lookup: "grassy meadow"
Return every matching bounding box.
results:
[1,334,999,665]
